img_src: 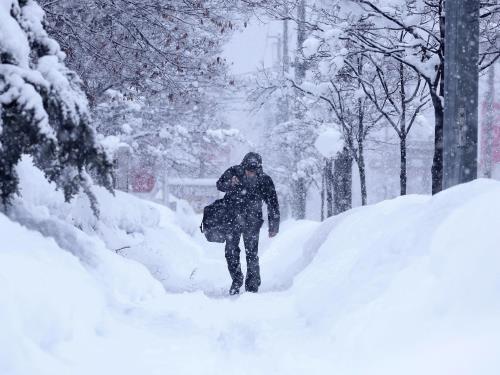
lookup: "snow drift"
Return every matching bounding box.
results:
[1,159,499,374]
[291,179,500,374]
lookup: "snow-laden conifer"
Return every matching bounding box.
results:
[0,0,113,208]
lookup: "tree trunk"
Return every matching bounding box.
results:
[431,8,445,194]
[334,147,352,214]
[320,167,325,221]
[357,94,367,205]
[400,134,407,195]
[291,177,307,219]
[358,150,367,206]
[399,61,408,196]
[355,56,368,205]
[325,158,334,217]
[431,90,444,194]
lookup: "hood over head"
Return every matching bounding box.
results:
[241,152,263,173]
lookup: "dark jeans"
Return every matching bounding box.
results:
[225,220,262,292]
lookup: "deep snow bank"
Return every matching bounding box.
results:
[1,158,500,375]
[12,157,213,292]
[291,178,500,374]
[8,157,318,295]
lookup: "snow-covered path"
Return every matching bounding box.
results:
[185,219,321,297]
[2,161,500,375]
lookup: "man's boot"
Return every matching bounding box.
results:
[229,282,240,295]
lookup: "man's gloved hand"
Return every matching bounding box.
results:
[269,231,277,238]
[231,176,240,186]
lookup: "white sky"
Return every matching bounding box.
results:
[222,17,284,76]
[219,17,286,163]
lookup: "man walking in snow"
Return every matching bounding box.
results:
[216,152,280,295]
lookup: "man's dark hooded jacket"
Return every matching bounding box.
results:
[216,153,280,233]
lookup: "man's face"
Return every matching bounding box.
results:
[245,169,257,177]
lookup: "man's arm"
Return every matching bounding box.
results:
[216,166,239,192]
[263,175,280,236]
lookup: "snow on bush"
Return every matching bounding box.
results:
[303,36,320,58]
[314,127,344,157]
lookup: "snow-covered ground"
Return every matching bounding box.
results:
[1,159,500,375]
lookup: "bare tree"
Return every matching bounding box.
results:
[40,0,234,105]
[290,54,382,206]
[347,52,430,195]
[40,0,241,181]
[342,0,499,193]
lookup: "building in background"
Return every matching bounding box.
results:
[167,178,221,212]
[112,145,230,212]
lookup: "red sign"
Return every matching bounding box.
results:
[131,170,156,193]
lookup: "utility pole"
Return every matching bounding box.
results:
[268,33,286,128]
[294,0,306,83]
[282,5,290,123]
[276,35,282,72]
[443,0,480,189]
[291,0,307,220]
[283,6,290,75]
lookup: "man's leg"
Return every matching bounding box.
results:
[243,225,261,292]
[225,228,243,292]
